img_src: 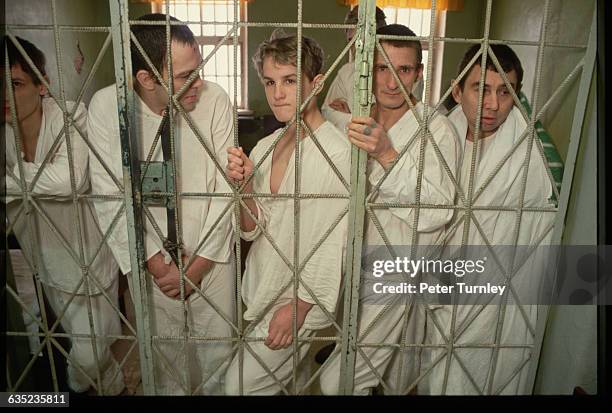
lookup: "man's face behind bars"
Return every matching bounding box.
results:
[146,40,204,114]
[452,65,518,140]
[261,56,321,124]
[372,43,423,111]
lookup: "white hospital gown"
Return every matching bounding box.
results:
[87,81,235,395]
[424,105,555,395]
[5,98,118,294]
[320,103,459,395]
[225,120,350,395]
[241,120,351,330]
[5,97,124,394]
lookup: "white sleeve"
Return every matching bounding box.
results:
[322,65,354,132]
[374,121,458,233]
[7,104,88,197]
[143,216,164,263]
[321,106,352,133]
[87,92,132,274]
[196,90,235,263]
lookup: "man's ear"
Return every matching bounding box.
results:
[451,79,462,104]
[135,69,157,92]
[416,63,424,81]
[38,75,49,97]
[311,73,325,95]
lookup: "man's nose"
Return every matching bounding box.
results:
[386,72,398,90]
[274,84,285,100]
[485,92,499,111]
[191,73,203,90]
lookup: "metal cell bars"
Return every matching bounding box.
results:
[115,0,355,395]
[125,12,256,395]
[119,7,239,395]
[4,4,137,395]
[340,0,467,395]
[341,0,593,396]
[4,0,594,397]
[224,1,358,395]
[432,0,592,395]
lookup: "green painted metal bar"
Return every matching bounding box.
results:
[108,0,156,394]
[291,0,304,395]
[339,0,376,395]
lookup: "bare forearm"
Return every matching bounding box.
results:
[376,148,399,171]
[185,255,213,281]
[295,297,314,319]
[240,197,259,232]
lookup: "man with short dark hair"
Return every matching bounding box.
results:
[3,36,125,395]
[449,43,525,140]
[424,44,555,395]
[322,8,424,129]
[319,24,459,395]
[88,14,235,395]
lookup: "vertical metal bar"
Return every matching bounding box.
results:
[292,0,304,395]
[231,0,245,396]
[232,0,239,148]
[241,2,248,108]
[394,0,439,395]
[339,0,376,395]
[109,0,156,394]
[525,7,598,394]
[226,4,231,94]
[213,0,218,85]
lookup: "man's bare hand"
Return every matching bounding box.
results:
[153,261,183,298]
[347,116,398,170]
[149,254,203,299]
[264,300,313,350]
[147,252,169,280]
[226,146,254,191]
